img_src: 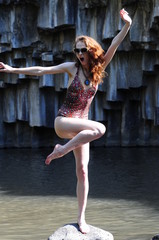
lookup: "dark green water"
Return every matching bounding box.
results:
[0,147,159,240]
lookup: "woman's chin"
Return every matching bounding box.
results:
[80,60,87,66]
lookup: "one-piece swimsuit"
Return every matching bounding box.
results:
[57,66,97,119]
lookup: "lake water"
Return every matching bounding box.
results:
[0,147,159,240]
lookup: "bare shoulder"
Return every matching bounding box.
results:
[53,62,78,87]
[65,62,78,87]
[62,62,76,77]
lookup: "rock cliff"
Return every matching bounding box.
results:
[0,0,159,147]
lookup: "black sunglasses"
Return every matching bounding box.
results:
[74,48,88,54]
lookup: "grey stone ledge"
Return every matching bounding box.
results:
[48,223,114,240]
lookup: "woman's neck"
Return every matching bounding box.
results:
[81,66,90,79]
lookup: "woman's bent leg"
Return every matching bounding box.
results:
[45,117,106,165]
[73,143,90,234]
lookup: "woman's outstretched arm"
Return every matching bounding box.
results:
[0,61,75,76]
[103,8,132,68]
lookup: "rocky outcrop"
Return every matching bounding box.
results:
[48,223,114,240]
[152,235,159,240]
[0,0,159,147]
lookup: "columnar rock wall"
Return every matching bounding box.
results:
[0,0,159,147]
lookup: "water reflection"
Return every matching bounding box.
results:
[0,147,159,240]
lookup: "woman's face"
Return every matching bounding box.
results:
[74,41,89,67]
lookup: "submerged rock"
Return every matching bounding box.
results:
[48,223,114,240]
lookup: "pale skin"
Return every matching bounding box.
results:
[0,9,132,234]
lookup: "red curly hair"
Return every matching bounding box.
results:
[74,35,106,85]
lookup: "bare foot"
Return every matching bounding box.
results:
[45,144,64,165]
[78,220,90,234]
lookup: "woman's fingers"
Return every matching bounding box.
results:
[120,8,128,16]
[120,8,132,24]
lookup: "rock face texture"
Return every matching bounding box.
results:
[48,223,114,240]
[0,0,159,147]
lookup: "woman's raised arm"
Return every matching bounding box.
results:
[103,9,132,69]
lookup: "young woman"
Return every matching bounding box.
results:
[0,9,132,234]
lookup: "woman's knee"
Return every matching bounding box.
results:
[95,123,106,138]
[76,165,88,181]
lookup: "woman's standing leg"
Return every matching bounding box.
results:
[73,142,90,234]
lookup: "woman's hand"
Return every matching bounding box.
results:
[120,8,132,25]
[0,62,13,73]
